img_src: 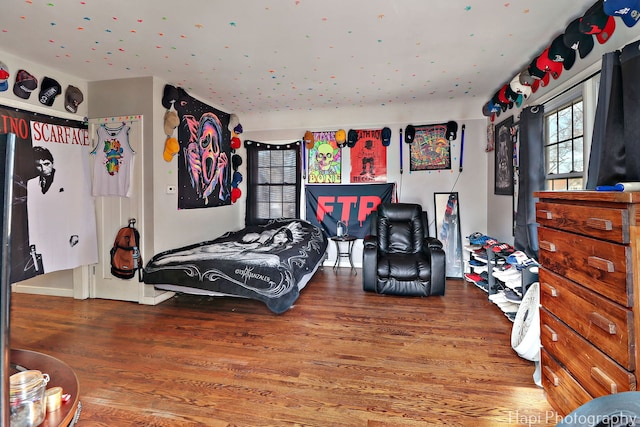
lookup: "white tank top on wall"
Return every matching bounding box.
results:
[91,123,135,197]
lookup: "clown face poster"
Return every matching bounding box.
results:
[308,131,341,184]
[349,129,387,183]
[171,86,232,209]
[409,123,451,171]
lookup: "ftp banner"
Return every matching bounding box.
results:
[305,183,394,238]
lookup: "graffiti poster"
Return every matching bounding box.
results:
[170,86,232,209]
[409,123,451,171]
[0,105,98,282]
[349,129,387,183]
[307,131,341,184]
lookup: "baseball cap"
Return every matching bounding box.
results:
[510,75,532,99]
[163,137,179,162]
[564,18,595,59]
[548,34,576,71]
[381,127,391,146]
[604,0,640,27]
[347,129,358,148]
[39,77,61,106]
[162,84,180,109]
[445,121,458,140]
[404,125,415,144]
[580,0,617,44]
[536,48,564,80]
[64,85,84,113]
[163,110,179,136]
[335,129,347,148]
[0,62,9,92]
[13,69,38,99]
[303,130,314,149]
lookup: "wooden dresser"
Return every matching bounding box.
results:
[534,190,640,416]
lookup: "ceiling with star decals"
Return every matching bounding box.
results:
[0,0,606,117]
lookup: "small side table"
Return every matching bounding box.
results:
[331,235,357,274]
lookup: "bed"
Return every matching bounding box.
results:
[143,219,328,314]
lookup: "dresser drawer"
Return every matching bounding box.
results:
[538,227,632,306]
[540,308,636,397]
[539,268,635,370]
[541,349,592,417]
[536,201,629,243]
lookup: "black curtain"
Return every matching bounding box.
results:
[514,106,545,259]
[586,51,625,188]
[586,39,640,188]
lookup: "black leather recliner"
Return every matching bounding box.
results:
[362,202,446,296]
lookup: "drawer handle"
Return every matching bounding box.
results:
[542,324,558,342]
[539,240,556,252]
[590,367,618,394]
[537,210,552,220]
[588,312,617,335]
[587,256,615,273]
[586,217,613,231]
[540,282,558,297]
[543,365,559,387]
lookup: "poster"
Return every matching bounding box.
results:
[0,105,98,282]
[308,131,341,184]
[349,129,387,183]
[171,86,232,209]
[305,183,394,238]
[409,123,451,171]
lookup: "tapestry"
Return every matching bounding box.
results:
[171,87,232,209]
[308,131,341,184]
[349,129,387,183]
[305,183,394,238]
[0,105,98,282]
[409,123,451,171]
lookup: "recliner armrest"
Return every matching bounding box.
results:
[424,236,443,250]
[363,234,378,249]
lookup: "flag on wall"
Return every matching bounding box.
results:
[305,183,394,238]
[0,104,98,282]
[171,87,232,209]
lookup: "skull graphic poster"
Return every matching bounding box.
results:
[308,131,341,184]
[349,129,387,183]
[172,87,232,209]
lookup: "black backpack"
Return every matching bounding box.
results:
[110,218,142,280]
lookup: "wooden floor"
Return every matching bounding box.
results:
[10,268,558,426]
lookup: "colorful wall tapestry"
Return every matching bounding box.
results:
[307,131,341,184]
[305,183,394,238]
[0,105,98,282]
[349,129,387,183]
[409,123,451,171]
[171,87,232,209]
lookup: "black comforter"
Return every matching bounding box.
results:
[143,219,328,313]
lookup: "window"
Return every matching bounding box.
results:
[544,97,584,190]
[245,140,301,226]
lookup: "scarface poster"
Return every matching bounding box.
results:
[0,105,98,282]
[170,86,232,209]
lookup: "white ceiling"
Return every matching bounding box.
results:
[0,1,605,118]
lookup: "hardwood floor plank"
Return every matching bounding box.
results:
[9,268,557,426]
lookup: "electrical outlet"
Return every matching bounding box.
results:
[166,185,176,194]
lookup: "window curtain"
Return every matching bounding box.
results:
[586,39,640,188]
[514,106,544,259]
[586,50,625,188]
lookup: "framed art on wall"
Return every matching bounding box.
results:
[494,116,514,195]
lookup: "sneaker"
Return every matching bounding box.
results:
[504,288,522,303]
